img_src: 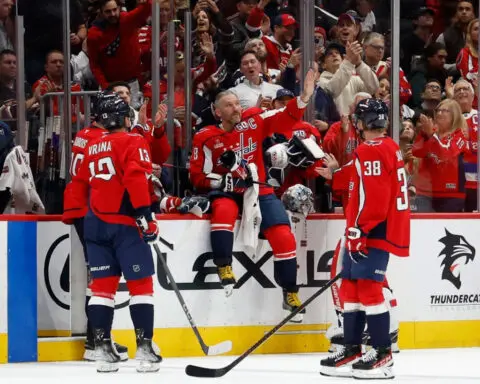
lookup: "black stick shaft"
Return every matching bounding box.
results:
[186,272,342,377]
[152,243,209,353]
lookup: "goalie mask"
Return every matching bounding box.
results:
[286,135,325,168]
[281,184,315,216]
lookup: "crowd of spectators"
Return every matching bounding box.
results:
[0,0,478,214]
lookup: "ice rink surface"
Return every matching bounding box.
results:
[1,348,479,384]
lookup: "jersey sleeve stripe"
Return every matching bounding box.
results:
[354,157,366,228]
[203,145,213,174]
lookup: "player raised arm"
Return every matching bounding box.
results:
[262,68,316,138]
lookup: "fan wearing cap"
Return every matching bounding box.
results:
[399,7,435,74]
[246,0,297,70]
[318,40,379,115]
[336,10,362,48]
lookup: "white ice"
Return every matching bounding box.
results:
[0,348,479,384]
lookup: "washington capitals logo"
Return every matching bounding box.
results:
[438,229,475,289]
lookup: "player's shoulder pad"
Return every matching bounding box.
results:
[193,125,223,144]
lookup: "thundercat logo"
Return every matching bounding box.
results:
[438,229,475,289]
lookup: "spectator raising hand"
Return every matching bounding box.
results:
[199,33,215,59]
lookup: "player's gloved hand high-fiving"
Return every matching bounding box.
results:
[135,210,160,244]
[346,227,368,263]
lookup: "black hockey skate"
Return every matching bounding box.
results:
[362,329,400,353]
[320,344,362,378]
[135,329,163,373]
[217,265,236,297]
[93,329,121,373]
[84,337,129,362]
[282,290,305,323]
[352,346,394,380]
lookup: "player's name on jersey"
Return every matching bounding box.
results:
[73,136,88,149]
[88,141,112,156]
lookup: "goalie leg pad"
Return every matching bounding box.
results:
[210,197,239,266]
[128,277,154,340]
[264,224,297,291]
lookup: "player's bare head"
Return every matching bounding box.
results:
[453,79,474,110]
[245,39,267,61]
[214,91,242,128]
[240,50,262,82]
[100,0,120,24]
[400,119,415,142]
[106,81,132,106]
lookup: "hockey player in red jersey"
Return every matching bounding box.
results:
[189,70,315,320]
[320,99,410,380]
[62,92,129,362]
[66,94,162,373]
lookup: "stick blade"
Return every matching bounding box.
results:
[207,340,232,356]
[185,364,228,378]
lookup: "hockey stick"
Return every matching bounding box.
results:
[185,272,342,377]
[152,242,232,356]
[158,235,175,251]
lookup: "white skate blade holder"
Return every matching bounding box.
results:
[96,361,119,373]
[352,365,394,380]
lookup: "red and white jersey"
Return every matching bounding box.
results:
[457,47,478,108]
[463,109,479,189]
[245,6,293,70]
[63,126,107,223]
[346,136,410,257]
[190,98,306,194]
[412,128,468,199]
[373,64,412,106]
[322,119,360,168]
[67,132,153,227]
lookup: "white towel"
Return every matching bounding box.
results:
[236,164,262,258]
[0,146,45,214]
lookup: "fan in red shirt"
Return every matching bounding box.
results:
[454,79,478,212]
[412,99,468,212]
[87,0,151,91]
[246,1,297,70]
[32,50,83,122]
[456,18,479,108]
[323,93,368,208]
